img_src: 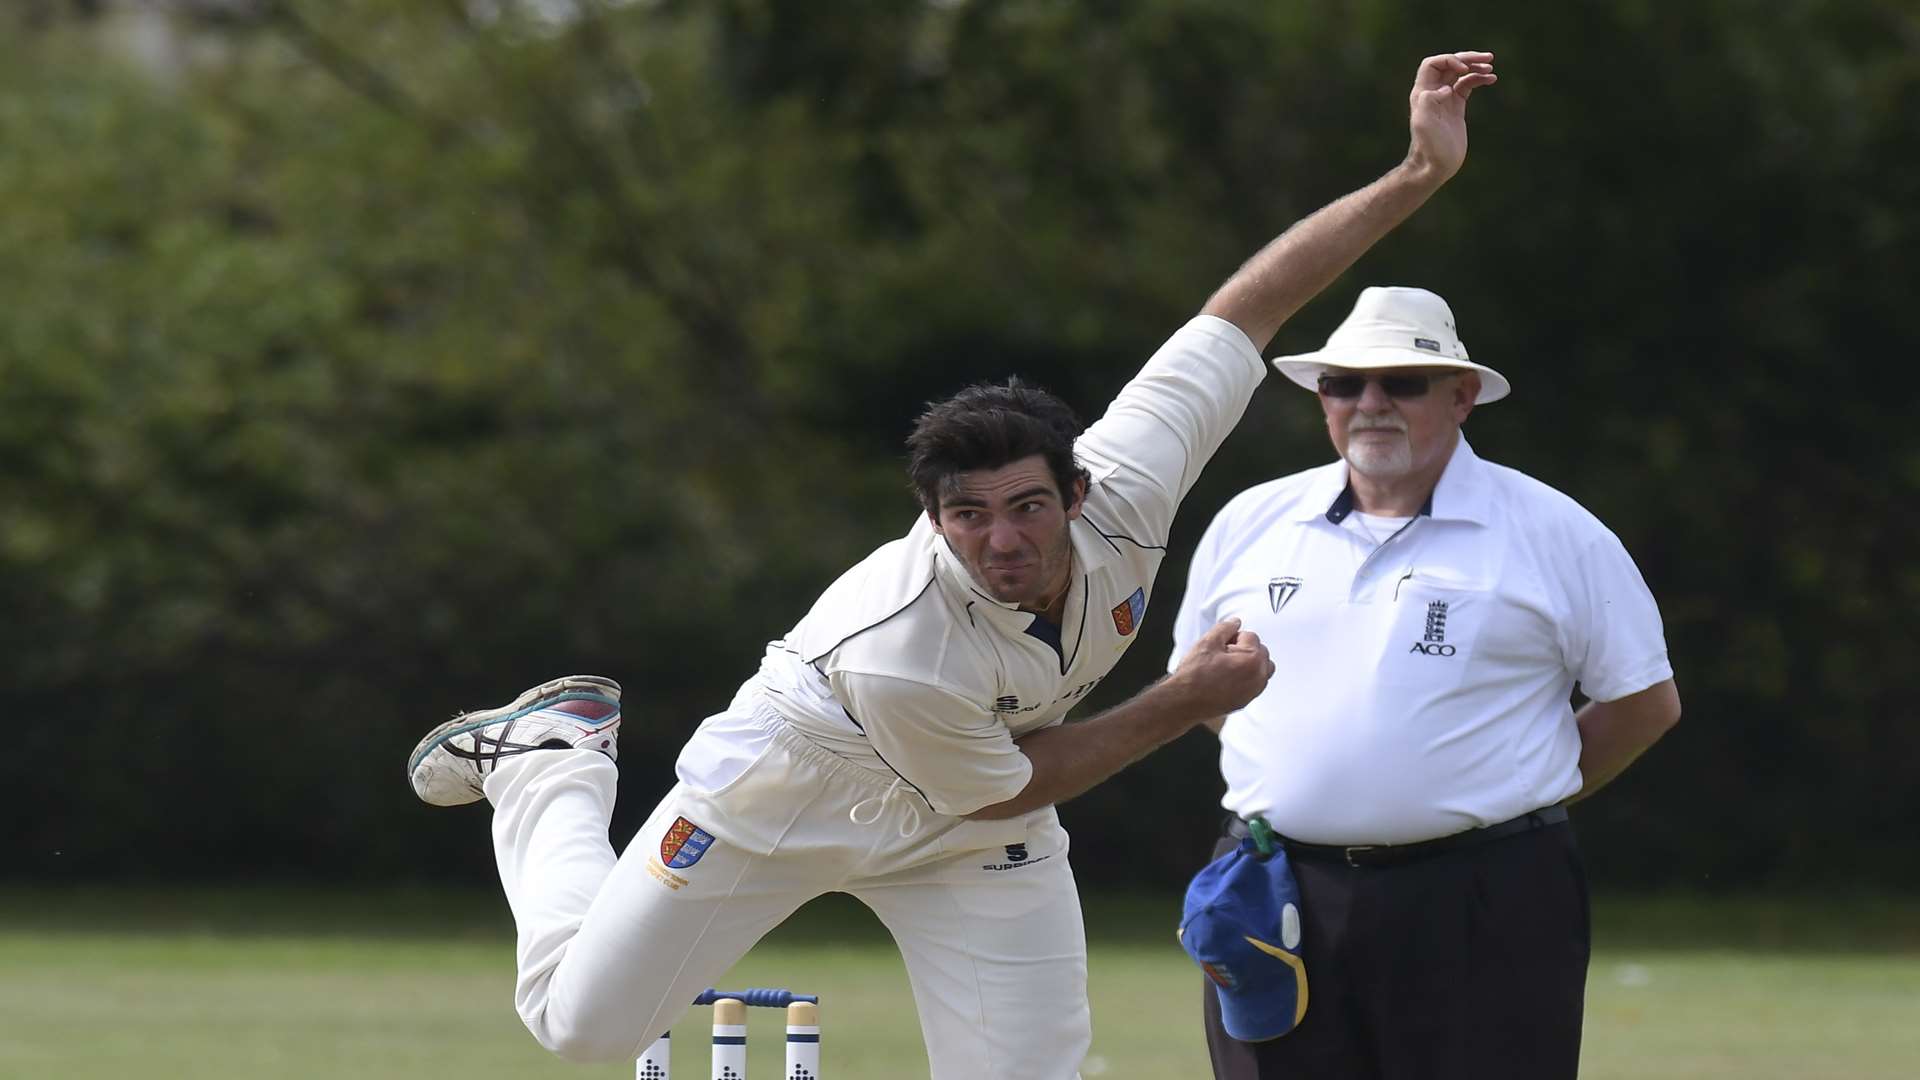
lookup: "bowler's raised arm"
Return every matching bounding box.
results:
[1202,51,1497,351]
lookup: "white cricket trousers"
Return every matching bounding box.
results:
[485,709,1091,1079]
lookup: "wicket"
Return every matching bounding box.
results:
[636,988,821,1080]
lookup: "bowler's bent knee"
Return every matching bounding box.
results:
[526,1007,667,1065]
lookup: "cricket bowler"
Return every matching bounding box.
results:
[407,50,1498,1079]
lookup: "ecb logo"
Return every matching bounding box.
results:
[1409,599,1455,657]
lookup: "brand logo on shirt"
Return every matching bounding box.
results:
[1408,599,1456,656]
[1268,576,1303,612]
[1004,843,1029,863]
[1111,588,1146,636]
[660,816,716,869]
[1054,677,1102,705]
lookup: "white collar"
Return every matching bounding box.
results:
[1289,436,1492,526]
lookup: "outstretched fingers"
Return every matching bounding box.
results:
[1405,50,1499,181]
[1419,50,1494,75]
[1450,70,1499,101]
[1415,50,1496,93]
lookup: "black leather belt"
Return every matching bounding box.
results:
[1227,805,1569,868]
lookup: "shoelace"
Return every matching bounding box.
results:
[847,778,922,838]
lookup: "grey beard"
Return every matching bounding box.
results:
[1346,435,1413,478]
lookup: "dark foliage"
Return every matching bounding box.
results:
[4,0,1914,891]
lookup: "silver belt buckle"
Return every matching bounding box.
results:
[1343,844,1378,867]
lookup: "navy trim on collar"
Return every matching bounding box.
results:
[1023,608,1066,663]
[1325,486,1355,523]
[1323,485,1434,524]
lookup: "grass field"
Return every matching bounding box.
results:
[2,888,1916,1079]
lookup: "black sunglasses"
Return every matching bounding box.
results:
[1316,372,1456,399]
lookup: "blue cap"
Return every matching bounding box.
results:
[1178,836,1308,1041]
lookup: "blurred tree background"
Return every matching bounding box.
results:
[3,0,1914,892]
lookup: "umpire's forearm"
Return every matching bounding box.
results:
[1570,678,1682,803]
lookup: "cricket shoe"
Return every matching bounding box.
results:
[407,675,622,806]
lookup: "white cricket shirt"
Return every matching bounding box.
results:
[676,315,1266,817]
[1170,438,1672,845]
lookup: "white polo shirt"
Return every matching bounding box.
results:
[1169,438,1672,845]
[677,315,1266,817]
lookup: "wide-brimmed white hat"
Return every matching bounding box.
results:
[1270,286,1510,404]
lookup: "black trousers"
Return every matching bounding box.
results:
[1202,819,1589,1080]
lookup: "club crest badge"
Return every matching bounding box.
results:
[1111,587,1147,637]
[660,816,715,869]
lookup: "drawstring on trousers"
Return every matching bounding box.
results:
[848,778,922,838]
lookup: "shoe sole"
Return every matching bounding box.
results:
[407,674,623,776]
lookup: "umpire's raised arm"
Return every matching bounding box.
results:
[1203,52,1496,352]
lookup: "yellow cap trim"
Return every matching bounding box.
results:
[1242,936,1310,1026]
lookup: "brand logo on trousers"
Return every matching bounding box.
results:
[981,843,1052,872]
[1409,599,1455,656]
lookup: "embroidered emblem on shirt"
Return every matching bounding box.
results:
[1268,576,1303,613]
[1408,600,1457,656]
[660,816,716,869]
[1111,588,1146,636]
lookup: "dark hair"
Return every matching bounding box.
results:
[905,378,1091,514]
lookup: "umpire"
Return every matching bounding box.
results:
[1169,285,1681,1079]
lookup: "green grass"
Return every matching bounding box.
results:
[2,888,1916,1079]
[1582,951,1920,1079]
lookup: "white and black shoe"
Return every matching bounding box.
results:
[407,675,622,806]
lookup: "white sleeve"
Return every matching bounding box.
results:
[1562,531,1673,702]
[1074,315,1265,537]
[830,670,1034,817]
[1167,502,1234,673]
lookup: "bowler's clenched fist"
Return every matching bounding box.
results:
[1169,617,1277,718]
